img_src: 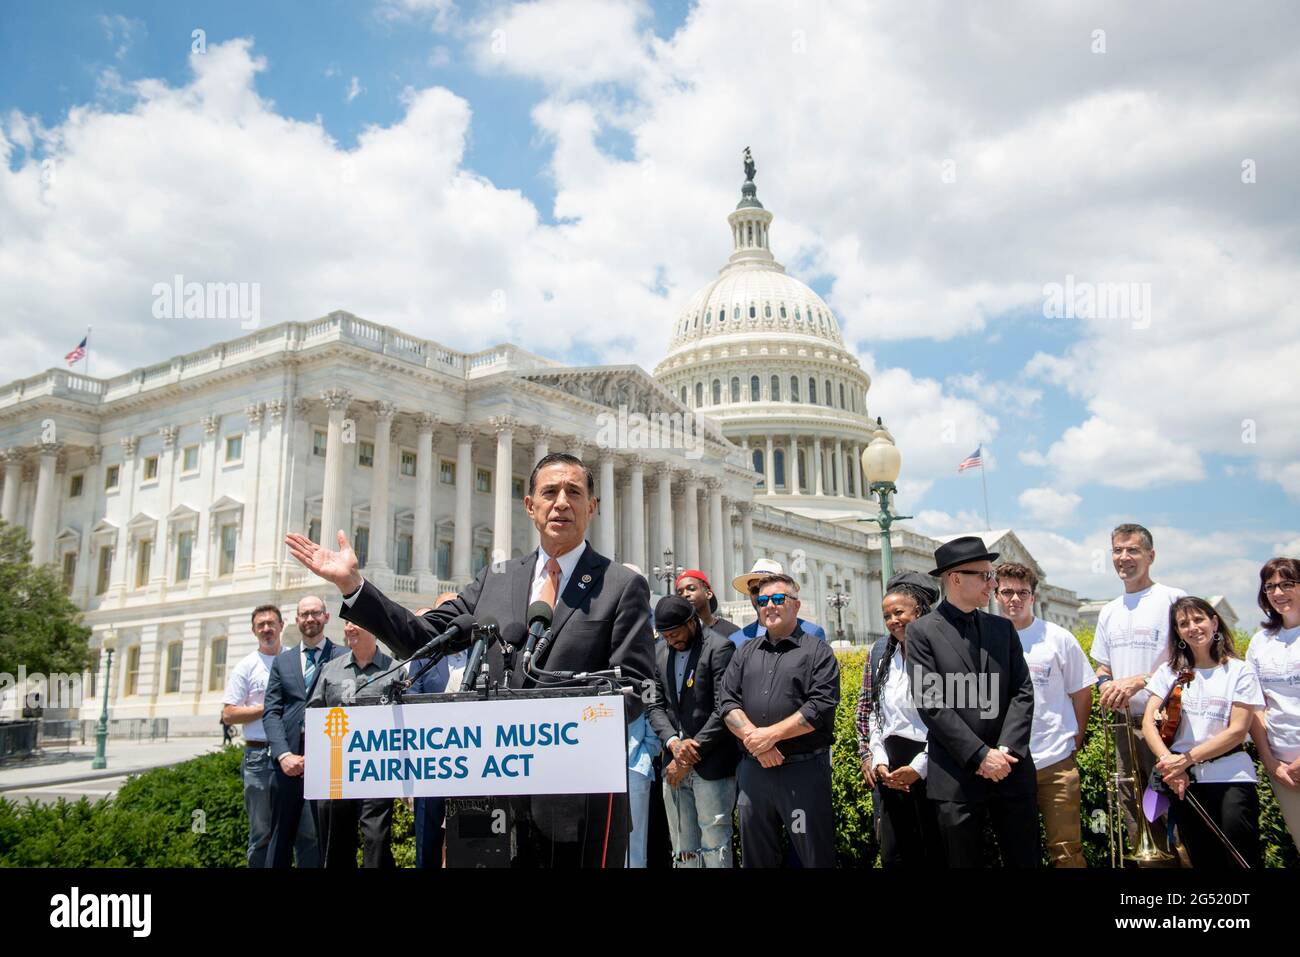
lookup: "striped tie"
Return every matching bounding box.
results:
[304,647,319,688]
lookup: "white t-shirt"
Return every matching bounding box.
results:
[1246,625,1300,763]
[867,647,929,779]
[1092,583,1187,715]
[1017,618,1094,768]
[1146,658,1264,784]
[222,648,278,742]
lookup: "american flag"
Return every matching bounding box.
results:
[65,337,87,366]
[957,445,983,472]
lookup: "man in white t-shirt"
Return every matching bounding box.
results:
[221,604,285,868]
[996,563,1093,867]
[1091,523,1186,859]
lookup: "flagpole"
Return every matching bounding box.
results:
[84,325,91,378]
[980,444,991,530]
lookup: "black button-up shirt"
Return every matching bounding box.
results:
[718,625,841,756]
[937,599,984,656]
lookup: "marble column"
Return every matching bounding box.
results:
[29,441,62,567]
[683,473,701,569]
[597,453,617,557]
[834,438,845,498]
[738,500,755,573]
[414,412,437,582]
[671,476,687,578]
[764,435,775,495]
[0,449,22,524]
[319,388,353,545]
[193,417,219,587]
[452,425,475,580]
[257,400,287,571]
[655,463,673,570]
[74,446,103,603]
[368,402,397,572]
[153,426,179,586]
[723,501,738,587]
[491,417,515,564]
[628,457,646,573]
[109,436,139,595]
[530,428,552,550]
[237,407,261,572]
[707,479,724,583]
[813,436,824,496]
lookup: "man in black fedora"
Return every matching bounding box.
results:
[904,536,1039,867]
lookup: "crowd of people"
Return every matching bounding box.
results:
[222,451,1298,869]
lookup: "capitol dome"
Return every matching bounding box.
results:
[654,150,880,524]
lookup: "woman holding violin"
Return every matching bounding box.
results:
[1141,596,1265,868]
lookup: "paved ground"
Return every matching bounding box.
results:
[0,735,226,800]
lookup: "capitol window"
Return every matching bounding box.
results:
[750,375,760,401]
[476,468,492,493]
[105,464,120,490]
[224,434,243,464]
[824,380,833,407]
[440,459,456,485]
[208,638,228,692]
[142,455,159,482]
[704,311,711,326]
[358,441,374,468]
[791,376,800,402]
[96,546,113,595]
[752,449,764,483]
[219,524,237,576]
[354,526,370,567]
[69,473,84,497]
[313,430,327,457]
[175,531,193,582]
[809,378,817,404]
[730,377,740,402]
[733,305,740,320]
[695,382,703,407]
[165,642,183,694]
[182,444,199,473]
[135,539,152,588]
[780,304,787,319]
[400,450,417,477]
[749,304,756,319]
[712,380,721,405]
[770,375,780,401]
[680,386,687,404]
[764,303,772,318]
[839,383,846,409]
[774,449,786,487]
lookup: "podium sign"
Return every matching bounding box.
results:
[304,693,627,800]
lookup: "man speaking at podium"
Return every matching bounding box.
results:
[285,451,655,867]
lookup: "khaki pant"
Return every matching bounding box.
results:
[1269,771,1300,853]
[1036,754,1086,868]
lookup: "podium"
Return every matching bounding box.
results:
[304,686,631,868]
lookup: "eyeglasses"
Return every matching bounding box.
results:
[1264,580,1298,596]
[755,593,789,608]
[298,610,326,619]
[997,588,1032,600]
[953,570,997,582]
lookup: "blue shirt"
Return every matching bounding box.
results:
[627,713,660,781]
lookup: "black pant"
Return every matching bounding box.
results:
[876,737,944,868]
[934,792,1040,868]
[513,793,631,868]
[267,765,318,869]
[1175,782,1259,869]
[317,798,395,868]
[737,752,835,868]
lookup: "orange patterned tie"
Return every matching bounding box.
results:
[539,558,563,609]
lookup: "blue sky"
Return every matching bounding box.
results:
[1,1,1297,616]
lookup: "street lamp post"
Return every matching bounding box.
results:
[652,548,683,597]
[91,645,114,771]
[827,582,851,644]
[859,419,913,590]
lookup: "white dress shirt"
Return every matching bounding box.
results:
[868,646,929,778]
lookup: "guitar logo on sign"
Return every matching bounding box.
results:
[323,707,350,799]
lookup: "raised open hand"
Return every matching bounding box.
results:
[285,530,362,595]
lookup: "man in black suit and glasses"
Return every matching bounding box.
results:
[285,452,655,867]
[905,536,1039,867]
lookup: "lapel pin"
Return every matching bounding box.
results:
[579,574,592,589]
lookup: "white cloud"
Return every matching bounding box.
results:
[346,76,364,103]
[1037,417,1205,490]
[97,14,146,61]
[378,0,458,31]
[1017,487,1081,527]
[1019,449,1047,467]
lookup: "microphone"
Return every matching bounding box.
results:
[409,612,476,661]
[522,601,553,672]
[500,622,528,687]
[459,615,499,692]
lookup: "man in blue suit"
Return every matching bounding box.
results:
[262,595,338,868]
[731,559,828,646]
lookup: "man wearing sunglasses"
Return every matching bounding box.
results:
[730,558,827,647]
[904,537,1038,867]
[718,574,840,867]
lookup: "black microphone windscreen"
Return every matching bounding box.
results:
[448,612,476,634]
[527,601,553,627]
[501,622,528,650]
[477,614,499,630]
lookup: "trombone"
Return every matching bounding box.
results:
[1101,697,1174,866]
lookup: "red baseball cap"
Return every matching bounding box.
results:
[675,569,719,613]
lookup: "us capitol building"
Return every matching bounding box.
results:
[0,155,1078,731]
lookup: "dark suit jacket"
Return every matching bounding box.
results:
[904,602,1035,802]
[263,639,338,761]
[340,542,655,716]
[646,625,739,780]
